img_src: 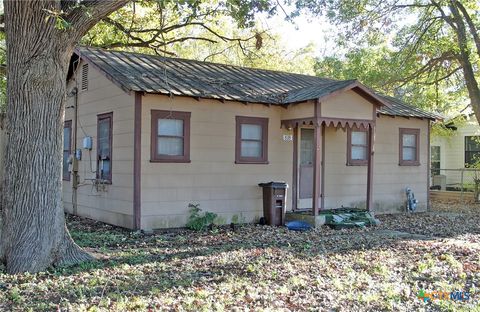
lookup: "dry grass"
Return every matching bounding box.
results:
[0,199,479,311]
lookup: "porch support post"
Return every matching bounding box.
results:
[313,123,322,216]
[366,123,375,211]
[292,126,298,211]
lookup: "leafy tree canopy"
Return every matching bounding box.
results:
[301,0,480,121]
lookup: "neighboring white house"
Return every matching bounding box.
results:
[431,114,480,190]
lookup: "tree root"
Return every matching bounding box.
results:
[54,225,94,267]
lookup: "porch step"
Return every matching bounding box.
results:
[286,208,380,229]
[285,211,326,228]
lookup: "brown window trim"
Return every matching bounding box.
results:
[150,110,191,163]
[235,116,269,164]
[63,120,72,181]
[97,112,113,183]
[347,126,368,166]
[399,128,420,166]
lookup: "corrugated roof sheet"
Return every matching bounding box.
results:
[379,95,440,120]
[75,46,439,120]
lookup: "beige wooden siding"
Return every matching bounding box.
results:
[320,90,374,120]
[312,116,428,213]
[62,61,135,228]
[324,127,367,208]
[141,94,293,229]
[372,116,429,213]
[281,101,315,120]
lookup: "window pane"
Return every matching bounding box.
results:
[99,159,110,179]
[351,131,367,145]
[300,128,314,165]
[403,134,416,147]
[98,119,110,158]
[241,124,262,140]
[241,140,262,157]
[63,152,70,178]
[466,136,480,153]
[63,127,71,150]
[403,147,416,161]
[158,119,183,136]
[158,137,183,156]
[431,146,440,162]
[352,146,367,160]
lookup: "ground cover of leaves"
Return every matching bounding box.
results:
[0,199,479,311]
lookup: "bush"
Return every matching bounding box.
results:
[186,203,217,231]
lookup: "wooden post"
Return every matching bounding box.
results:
[366,124,375,211]
[321,124,325,211]
[313,123,322,216]
[292,127,298,211]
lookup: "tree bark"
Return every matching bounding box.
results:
[448,1,480,123]
[1,0,128,274]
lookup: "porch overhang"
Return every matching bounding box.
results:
[281,117,374,130]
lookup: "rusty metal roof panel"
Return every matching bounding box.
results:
[379,95,441,120]
[75,46,438,119]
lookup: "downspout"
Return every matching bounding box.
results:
[72,87,79,215]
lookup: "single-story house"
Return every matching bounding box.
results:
[63,46,438,230]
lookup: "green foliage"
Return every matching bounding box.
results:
[83,1,316,75]
[308,0,479,117]
[186,203,217,231]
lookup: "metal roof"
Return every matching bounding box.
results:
[75,46,439,120]
[379,95,441,120]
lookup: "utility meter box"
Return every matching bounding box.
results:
[83,136,93,150]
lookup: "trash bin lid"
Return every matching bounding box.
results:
[258,181,289,188]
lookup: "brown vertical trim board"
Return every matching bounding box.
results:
[321,123,325,210]
[427,120,431,210]
[134,92,142,230]
[292,127,298,211]
[366,124,375,211]
[312,124,321,216]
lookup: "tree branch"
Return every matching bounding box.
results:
[64,0,131,43]
[454,0,480,58]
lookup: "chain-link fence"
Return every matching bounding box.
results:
[430,168,480,203]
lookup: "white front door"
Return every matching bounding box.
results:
[298,128,314,209]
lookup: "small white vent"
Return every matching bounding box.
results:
[81,64,88,91]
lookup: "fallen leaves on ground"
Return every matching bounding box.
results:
[0,199,479,311]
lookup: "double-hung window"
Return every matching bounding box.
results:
[465,136,480,167]
[235,116,268,164]
[347,127,368,165]
[97,113,113,181]
[151,110,191,163]
[399,128,420,166]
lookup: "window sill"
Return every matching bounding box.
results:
[235,160,269,164]
[97,179,112,185]
[150,159,191,163]
[346,161,368,166]
[399,162,420,166]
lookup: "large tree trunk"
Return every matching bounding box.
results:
[449,1,480,124]
[0,2,92,273]
[0,0,129,274]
